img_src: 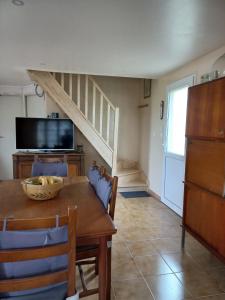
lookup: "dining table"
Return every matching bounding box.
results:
[0,176,117,300]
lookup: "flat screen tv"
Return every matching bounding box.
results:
[16,117,75,151]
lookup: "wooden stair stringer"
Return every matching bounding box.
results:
[28,70,113,167]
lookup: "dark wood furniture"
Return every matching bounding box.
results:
[13,152,85,179]
[0,178,116,300]
[183,76,225,263]
[0,206,77,298]
[77,163,118,298]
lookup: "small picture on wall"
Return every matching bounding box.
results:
[144,79,151,98]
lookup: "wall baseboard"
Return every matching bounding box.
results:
[148,188,161,200]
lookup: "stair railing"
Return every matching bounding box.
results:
[52,72,119,173]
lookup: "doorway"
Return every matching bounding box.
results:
[161,75,195,216]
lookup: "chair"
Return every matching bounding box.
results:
[77,162,118,298]
[0,206,79,300]
[31,156,68,177]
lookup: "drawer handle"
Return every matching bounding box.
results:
[218,129,225,136]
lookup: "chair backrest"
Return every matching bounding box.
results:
[32,157,68,177]
[87,161,101,189]
[89,161,118,220]
[0,207,77,298]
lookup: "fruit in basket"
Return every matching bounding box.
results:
[22,176,64,201]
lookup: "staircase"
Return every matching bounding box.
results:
[115,159,148,192]
[28,70,119,173]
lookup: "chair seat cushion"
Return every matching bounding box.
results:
[32,162,68,177]
[88,167,101,189]
[96,177,112,209]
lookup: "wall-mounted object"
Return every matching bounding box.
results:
[144,79,151,98]
[138,104,149,109]
[160,100,164,120]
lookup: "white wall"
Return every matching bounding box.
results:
[144,44,225,196]
[94,76,142,162]
[0,96,24,179]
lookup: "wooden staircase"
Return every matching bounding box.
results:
[28,70,119,172]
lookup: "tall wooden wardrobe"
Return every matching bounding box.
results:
[183,76,225,262]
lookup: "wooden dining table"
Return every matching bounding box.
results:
[0,176,117,300]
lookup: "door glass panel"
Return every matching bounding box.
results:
[167,86,188,156]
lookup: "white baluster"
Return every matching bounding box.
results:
[61,73,64,89]
[92,84,96,127]
[69,74,72,99]
[100,94,103,136]
[85,75,88,118]
[77,75,80,109]
[106,104,110,144]
[112,107,119,175]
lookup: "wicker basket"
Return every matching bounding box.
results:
[22,176,64,201]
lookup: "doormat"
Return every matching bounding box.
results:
[120,191,151,198]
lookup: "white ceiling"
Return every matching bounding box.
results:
[1,0,225,85]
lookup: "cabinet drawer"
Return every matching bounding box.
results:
[186,140,225,196]
[184,184,224,252]
[186,78,225,140]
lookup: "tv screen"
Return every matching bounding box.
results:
[16,118,74,150]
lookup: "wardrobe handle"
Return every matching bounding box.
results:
[218,129,225,137]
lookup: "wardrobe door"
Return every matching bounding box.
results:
[186,83,209,138]
[186,77,225,140]
[185,140,225,196]
[184,184,220,250]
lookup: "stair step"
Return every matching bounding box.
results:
[115,169,140,177]
[118,180,148,192]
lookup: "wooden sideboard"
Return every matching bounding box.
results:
[183,76,225,263]
[13,152,85,179]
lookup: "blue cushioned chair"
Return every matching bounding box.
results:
[32,161,68,177]
[77,163,118,298]
[0,207,79,300]
[87,163,101,189]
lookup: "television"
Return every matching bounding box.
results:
[16,117,75,151]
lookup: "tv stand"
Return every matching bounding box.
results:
[13,152,85,179]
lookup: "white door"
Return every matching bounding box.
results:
[161,76,195,216]
[0,96,24,180]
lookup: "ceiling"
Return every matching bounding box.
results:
[1,0,225,85]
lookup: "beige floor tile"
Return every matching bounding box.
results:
[196,294,225,299]
[162,252,200,273]
[175,269,224,297]
[145,273,192,300]
[112,256,140,281]
[188,249,224,272]
[113,277,154,300]
[207,267,225,292]
[112,240,131,260]
[127,240,158,257]
[134,254,172,276]
[152,237,183,254]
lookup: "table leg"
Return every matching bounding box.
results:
[99,236,111,300]
[106,238,112,299]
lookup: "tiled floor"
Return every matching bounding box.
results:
[78,194,225,300]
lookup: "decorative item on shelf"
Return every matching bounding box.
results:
[200,70,220,83]
[76,144,83,153]
[50,112,59,118]
[22,176,64,200]
[160,100,164,120]
[144,79,151,98]
[200,73,210,83]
